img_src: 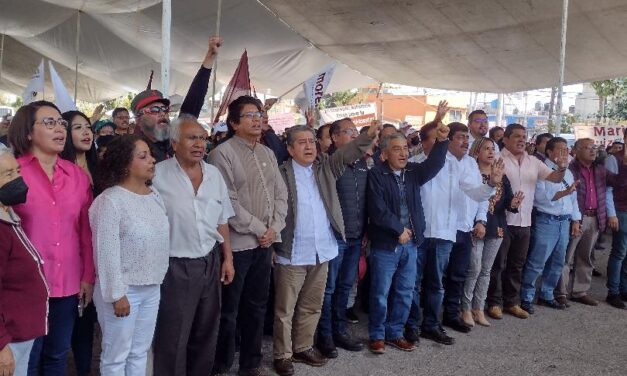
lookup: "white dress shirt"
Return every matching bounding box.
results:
[533,158,582,220]
[422,152,495,242]
[456,157,489,232]
[153,158,235,258]
[276,162,338,266]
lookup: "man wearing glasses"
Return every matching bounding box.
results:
[467,110,499,155]
[130,90,173,162]
[208,95,288,376]
[112,107,131,135]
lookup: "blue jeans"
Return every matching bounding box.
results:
[405,242,427,331]
[318,238,362,337]
[421,238,454,331]
[521,212,570,302]
[368,242,417,340]
[71,303,98,376]
[443,231,473,321]
[607,211,627,295]
[28,295,78,376]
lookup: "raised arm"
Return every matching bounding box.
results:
[180,36,222,118]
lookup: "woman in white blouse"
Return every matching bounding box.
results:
[89,135,169,376]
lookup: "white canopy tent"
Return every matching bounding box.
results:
[1,0,626,103]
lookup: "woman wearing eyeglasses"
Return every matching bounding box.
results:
[7,101,95,375]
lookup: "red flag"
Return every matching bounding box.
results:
[214,50,251,122]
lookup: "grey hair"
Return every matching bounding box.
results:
[286,125,316,146]
[170,114,201,142]
[379,131,405,150]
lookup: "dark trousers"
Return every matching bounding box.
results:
[487,226,531,308]
[214,247,272,371]
[153,249,222,376]
[28,295,78,376]
[443,231,473,321]
[318,238,362,338]
[71,303,97,376]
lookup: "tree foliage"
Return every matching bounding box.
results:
[591,79,627,120]
[318,90,359,109]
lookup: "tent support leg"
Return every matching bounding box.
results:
[210,0,223,122]
[161,0,171,97]
[555,0,569,136]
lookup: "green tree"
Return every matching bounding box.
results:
[591,79,623,120]
[318,90,359,109]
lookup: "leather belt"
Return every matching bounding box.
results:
[583,209,597,217]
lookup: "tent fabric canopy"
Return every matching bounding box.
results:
[1,0,627,102]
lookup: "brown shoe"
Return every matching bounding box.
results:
[384,337,416,352]
[571,295,598,306]
[292,347,327,367]
[272,359,294,376]
[368,339,385,354]
[486,306,503,320]
[504,305,529,319]
[461,310,475,327]
[472,309,490,327]
[555,296,571,307]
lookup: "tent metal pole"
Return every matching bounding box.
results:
[496,93,503,127]
[555,0,569,136]
[74,11,81,103]
[0,34,5,83]
[210,0,223,122]
[161,0,171,97]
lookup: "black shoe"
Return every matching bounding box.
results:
[606,294,627,309]
[316,335,338,358]
[333,332,363,352]
[403,326,420,344]
[273,359,294,376]
[442,318,471,333]
[592,268,603,277]
[346,307,359,324]
[421,327,454,345]
[537,298,566,310]
[521,301,535,315]
[621,293,627,302]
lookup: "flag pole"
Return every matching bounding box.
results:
[74,11,81,103]
[210,0,223,122]
[277,81,305,101]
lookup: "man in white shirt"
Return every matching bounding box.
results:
[272,124,378,376]
[152,115,235,376]
[405,123,501,346]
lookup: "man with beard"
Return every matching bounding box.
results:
[131,90,173,162]
[467,110,490,149]
[533,133,554,162]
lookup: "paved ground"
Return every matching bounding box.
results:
[74,241,627,376]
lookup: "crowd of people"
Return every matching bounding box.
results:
[0,37,626,376]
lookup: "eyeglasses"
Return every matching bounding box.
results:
[240,111,262,119]
[185,135,210,143]
[472,118,489,124]
[581,145,598,151]
[142,105,170,115]
[36,117,68,129]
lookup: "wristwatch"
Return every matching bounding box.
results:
[474,220,487,227]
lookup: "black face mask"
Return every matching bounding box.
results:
[0,176,29,206]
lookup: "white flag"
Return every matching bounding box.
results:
[303,63,336,109]
[49,61,77,113]
[21,59,45,105]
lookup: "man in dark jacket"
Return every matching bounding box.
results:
[316,118,372,358]
[366,124,449,355]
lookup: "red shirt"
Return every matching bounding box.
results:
[579,164,598,209]
[13,154,95,297]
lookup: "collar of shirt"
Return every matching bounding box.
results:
[233,135,258,151]
[21,153,71,176]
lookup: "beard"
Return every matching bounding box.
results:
[154,125,170,141]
